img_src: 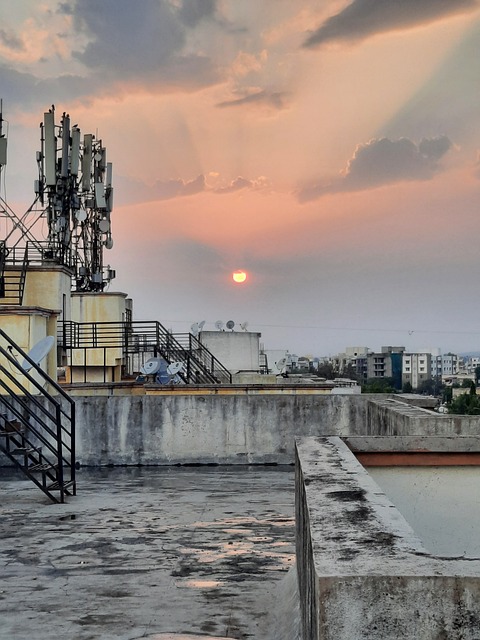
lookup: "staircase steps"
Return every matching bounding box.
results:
[0,328,76,504]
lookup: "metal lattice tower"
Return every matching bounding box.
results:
[0,103,115,292]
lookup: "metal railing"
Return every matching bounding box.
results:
[59,320,232,385]
[0,327,76,503]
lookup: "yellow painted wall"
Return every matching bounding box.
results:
[23,267,72,320]
[0,308,58,394]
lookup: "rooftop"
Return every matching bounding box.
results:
[0,466,297,640]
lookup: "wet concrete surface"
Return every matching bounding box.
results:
[0,466,296,640]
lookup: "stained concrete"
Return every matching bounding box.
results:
[3,395,480,468]
[296,437,480,639]
[0,466,298,640]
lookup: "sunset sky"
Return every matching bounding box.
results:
[1,0,480,356]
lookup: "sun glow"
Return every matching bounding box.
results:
[232,270,247,283]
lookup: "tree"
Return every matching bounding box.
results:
[448,390,480,415]
[402,381,413,393]
[316,363,336,380]
[362,378,395,394]
[475,366,480,384]
[340,362,360,382]
[416,378,436,395]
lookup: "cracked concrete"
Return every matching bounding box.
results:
[0,466,299,640]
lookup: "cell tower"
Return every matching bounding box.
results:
[38,106,115,291]
[0,103,115,292]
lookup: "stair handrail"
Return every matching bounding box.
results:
[0,328,75,485]
[59,320,232,384]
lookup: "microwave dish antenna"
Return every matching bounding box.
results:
[140,358,162,376]
[226,320,235,331]
[167,362,184,375]
[240,321,249,331]
[215,320,224,331]
[191,323,199,337]
[21,336,55,371]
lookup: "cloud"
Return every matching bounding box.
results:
[298,135,452,202]
[117,172,273,205]
[176,0,217,28]
[303,0,478,48]
[213,175,271,194]
[62,0,220,89]
[216,90,289,110]
[0,28,24,51]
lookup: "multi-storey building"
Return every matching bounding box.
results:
[366,346,404,389]
[442,353,458,378]
[402,353,432,389]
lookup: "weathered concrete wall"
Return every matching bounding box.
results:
[67,394,480,465]
[296,436,480,639]
[73,393,368,466]
[2,393,480,467]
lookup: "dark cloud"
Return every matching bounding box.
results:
[216,90,289,110]
[176,0,217,27]
[298,135,452,202]
[116,174,206,205]
[0,64,95,110]
[65,0,219,88]
[214,177,253,194]
[303,0,478,48]
[0,29,24,51]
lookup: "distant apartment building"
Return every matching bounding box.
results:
[366,346,404,389]
[442,353,458,378]
[431,354,443,379]
[333,347,369,380]
[402,352,432,389]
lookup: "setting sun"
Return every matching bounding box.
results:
[232,270,247,283]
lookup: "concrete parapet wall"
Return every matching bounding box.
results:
[2,393,480,467]
[295,436,480,639]
[73,393,366,466]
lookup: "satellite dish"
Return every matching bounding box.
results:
[276,357,287,372]
[226,320,235,331]
[191,323,199,337]
[215,320,224,331]
[140,357,162,375]
[22,336,55,371]
[198,320,206,331]
[240,321,249,331]
[167,362,184,375]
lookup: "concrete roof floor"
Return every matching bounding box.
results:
[0,466,298,640]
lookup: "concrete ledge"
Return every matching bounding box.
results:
[295,436,480,639]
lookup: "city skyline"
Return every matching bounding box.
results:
[1,1,480,356]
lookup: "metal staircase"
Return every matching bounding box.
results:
[0,328,76,503]
[0,242,29,305]
[60,320,232,384]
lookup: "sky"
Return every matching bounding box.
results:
[1,0,480,357]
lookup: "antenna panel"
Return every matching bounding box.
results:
[0,137,7,166]
[44,110,56,187]
[106,162,113,187]
[60,113,70,178]
[95,182,106,208]
[82,134,93,191]
[70,127,81,176]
